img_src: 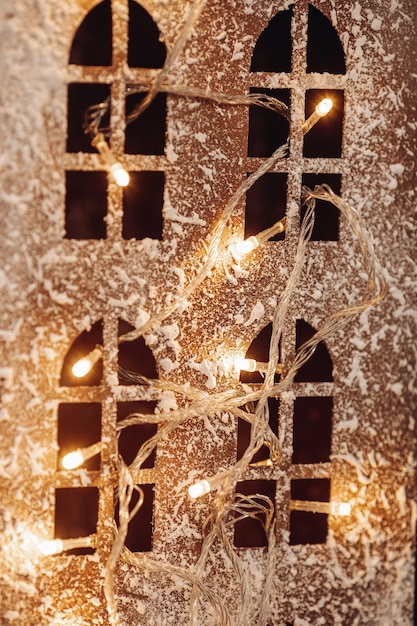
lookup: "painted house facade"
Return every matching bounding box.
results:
[0,1,416,624]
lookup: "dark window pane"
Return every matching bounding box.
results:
[67,83,110,153]
[60,320,103,387]
[290,510,328,544]
[292,397,332,464]
[245,173,287,240]
[118,319,158,384]
[115,484,154,552]
[58,403,101,470]
[65,171,107,240]
[69,0,112,66]
[117,401,158,468]
[248,88,290,157]
[234,480,276,548]
[128,0,166,68]
[295,319,333,382]
[307,5,346,74]
[251,7,293,73]
[291,477,330,501]
[303,89,344,158]
[301,173,341,241]
[54,487,99,554]
[125,92,166,155]
[123,171,164,240]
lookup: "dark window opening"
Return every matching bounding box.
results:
[250,7,293,73]
[69,0,112,66]
[115,483,154,552]
[118,319,158,384]
[125,92,166,155]
[60,320,103,387]
[303,89,344,158]
[237,397,279,464]
[123,171,164,240]
[248,88,290,157]
[54,487,99,555]
[65,171,107,240]
[245,173,287,241]
[128,0,166,68]
[307,5,346,74]
[294,319,333,383]
[234,480,276,548]
[58,403,101,471]
[67,83,110,153]
[301,173,341,241]
[240,323,280,384]
[117,401,158,468]
[292,397,332,464]
[290,478,330,545]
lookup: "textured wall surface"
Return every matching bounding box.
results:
[0,1,416,624]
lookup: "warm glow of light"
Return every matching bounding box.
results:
[188,479,211,499]
[110,163,130,187]
[62,449,84,470]
[39,539,64,556]
[71,358,92,378]
[330,501,351,516]
[230,235,259,260]
[315,98,333,116]
[71,346,102,378]
[234,356,257,372]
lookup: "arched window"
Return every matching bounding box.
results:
[65,0,166,241]
[291,318,334,544]
[247,3,346,242]
[235,316,334,548]
[54,317,159,555]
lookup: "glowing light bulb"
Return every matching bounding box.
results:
[72,358,92,378]
[91,132,130,187]
[234,356,257,372]
[302,98,333,134]
[62,450,84,470]
[71,346,102,379]
[110,163,130,187]
[315,98,333,116]
[39,539,64,556]
[230,236,259,261]
[290,499,352,516]
[188,480,211,499]
[61,442,102,470]
[330,501,351,516]
[188,470,231,499]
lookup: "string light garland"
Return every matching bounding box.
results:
[48,1,388,624]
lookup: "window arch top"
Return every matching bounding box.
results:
[59,318,158,387]
[250,7,293,73]
[69,1,112,66]
[307,4,346,74]
[69,0,166,68]
[295,319,333,382]
[250,4,346,75]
